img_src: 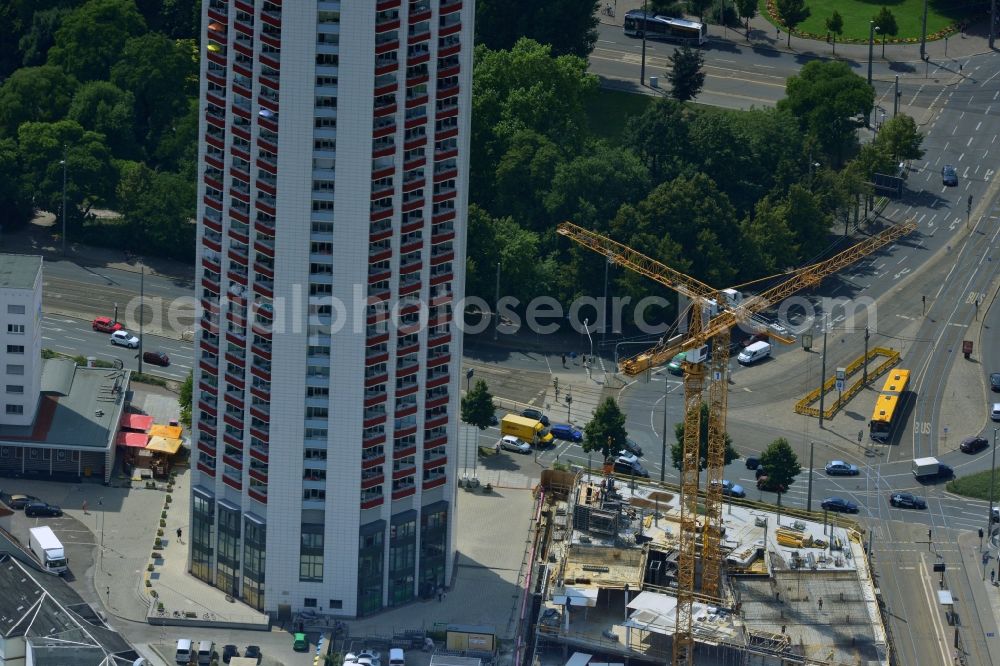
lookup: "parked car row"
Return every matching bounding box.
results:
[178,639,260,664]
[1,491,62,517]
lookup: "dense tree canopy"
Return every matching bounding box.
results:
[474,0,599,58]
[67,81,136,157]
[667,46,706,102]
[779,60,874,166]
[0,65,78,135]
[583,398,629,460]
[47,0,147,82]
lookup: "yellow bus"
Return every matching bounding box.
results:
[869,369,910,442]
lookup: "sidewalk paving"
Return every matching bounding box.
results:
[956,529,1000,665]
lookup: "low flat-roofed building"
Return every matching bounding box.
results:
[0,358,129,483]
[0,553,140,665]
[533,471,888,665]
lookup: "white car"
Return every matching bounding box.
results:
[992,403,1000,421]
[110,330,140,348]
[617,451,639,466]
[500,436,531,454]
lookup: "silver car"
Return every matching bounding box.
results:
[500,436,531,454]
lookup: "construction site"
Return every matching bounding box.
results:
[528,470,889,666]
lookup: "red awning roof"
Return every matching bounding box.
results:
[120,413,154,432]
[117,432,149,448]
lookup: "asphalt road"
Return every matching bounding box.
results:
[41,313,194,382]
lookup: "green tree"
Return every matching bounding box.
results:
[47,0,147,82]
[735,0,757,32]
[178,370,192,427]
[741,196,800,274]
[825,11,843,55]
[68,81,137,158]
[492,129,563,226]
[778,60,874,166]
[474,0,599,58]
[152,96,198,176]
[0,65,77,136]
[667,46,706,102]
[465,205,556,305]
[631,174,741,285]
[687,0,713,22]
[0,137,34,227]
[670,403,739,470]
[19,7,71,67]
[775,0,810,48]
[461,379,496,452]
[757,437,801,503]
[135,0,200,39]
[544,142,651,232]
[115,161,196,259]
[622,98,691,183]
[17,120,117,223]
[583,397,628,460]
[111,32,196,154]
[873,7,898,58]
[650,0,685,13]
[874,114,925,162]
[471,39,597,205]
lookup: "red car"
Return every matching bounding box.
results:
[92,316,123,333]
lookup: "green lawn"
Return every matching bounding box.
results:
[585,88,655,143]
[761,0,971,43]
[946,469,1000,501]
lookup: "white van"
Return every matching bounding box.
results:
[992,403,1000,421]
[389,649,406,666]
[175,639,193,664]
[737,341,771,365]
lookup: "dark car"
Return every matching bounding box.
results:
[890,492,927,509]
[960,436,989,454]
[740,332,769,349]
[25,502,63,517]
[520,408,549,427]
[941,164,958,186]
[821,497,859,513]
[613,459,650,478]
[550,423,582,442]
[825,460,859,476]
[244,645,262,663]
[222,645,239,664]
[755,466,768,479]
[745,456,761,470]
[991,372,1000,392]
[623,438,644,458]
[1,492,41,510]
[142,351,170,367]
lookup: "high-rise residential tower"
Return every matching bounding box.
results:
[190,0,471,616]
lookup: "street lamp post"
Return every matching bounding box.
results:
[989,428,998,547]
[868,22,880,86]
[640,0,648,86]
[60,146,68,256]
[493,262,500,341]
[602,256,613,344]
[807,441,815,512]
[920,0,929,60]
[661,369,668,483]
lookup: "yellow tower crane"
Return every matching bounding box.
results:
[557,218,916,665]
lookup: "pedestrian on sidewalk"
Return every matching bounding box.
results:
[176,527,183,542]
[561,353,567,368]
[992,569,996,584]
[82,500,89,515]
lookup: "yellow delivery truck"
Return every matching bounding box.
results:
[500,414,553,446]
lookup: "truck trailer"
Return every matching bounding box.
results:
[29,526,68,574]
